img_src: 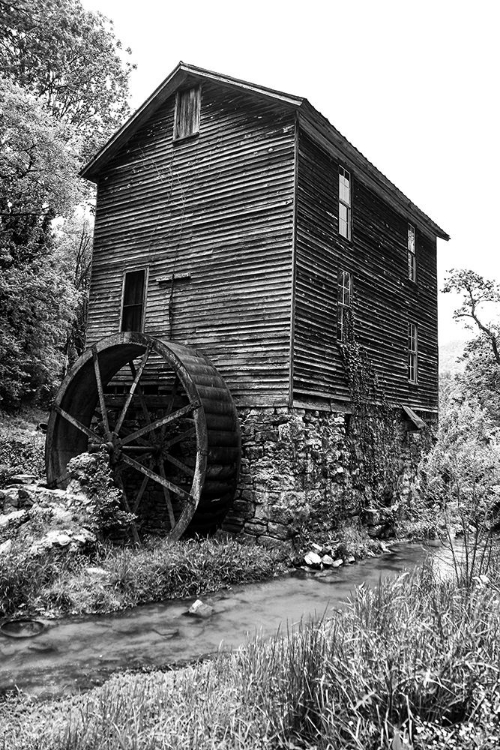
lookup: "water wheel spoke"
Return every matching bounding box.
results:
[132,471,150,514]
[164,453,195,477]
[119,426,152,449]
[129,360,153,426]
[121,401,200,446]
[160,374,180,441]
[92,347,110,438]
[115,471,140,545]
[115,345,152,435]
[121,453,193,504]
[163,427,196,450]
[55,404,102,443]
[158,463,176,528]
[121,445,155,454]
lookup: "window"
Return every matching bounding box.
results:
[337,270,353,341]
[121,269,147,332]
[173,87,201,141]
[408,322,418,383]
[339,166,352,240]
[408,223,416,281]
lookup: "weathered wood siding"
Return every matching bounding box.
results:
[293,129,438,411]
[86,81,296,407]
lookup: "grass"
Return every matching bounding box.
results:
[2,561,500,749]
[0,536,288,618]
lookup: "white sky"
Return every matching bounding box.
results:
[82,0,500,346]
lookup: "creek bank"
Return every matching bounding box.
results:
[1,465,408,626]
[0,542,431,701]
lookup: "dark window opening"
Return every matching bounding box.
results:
[174,87,201,141]
[121,270,146,332]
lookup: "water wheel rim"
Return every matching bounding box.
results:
[46,332,208,540]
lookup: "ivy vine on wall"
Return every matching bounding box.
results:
[339,309,405,515]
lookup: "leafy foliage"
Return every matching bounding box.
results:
[339,314,427,518]
[66,451,136,541]
[443,269,500,423]
[53,212,93,370]
[415,389,500,584]
[0,79,81,233]
[443,269,500,363]
[0,0,134,407]
[0,413,45,486]
[0,250,78,406]
[0,0,134,160]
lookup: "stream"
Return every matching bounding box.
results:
[0,543,440,700]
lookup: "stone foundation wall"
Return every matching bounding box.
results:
[222,405,435,548]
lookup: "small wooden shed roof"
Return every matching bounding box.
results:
[81,62,449,241]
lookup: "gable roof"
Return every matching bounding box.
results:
[80,62,449,241]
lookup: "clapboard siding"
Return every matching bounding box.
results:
[86,76,440,412]
[86,82,296,406]
[293,130,438,411]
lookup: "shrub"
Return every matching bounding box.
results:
[0,415,45,487]
[416,396,500,585]
[66,451,136,540]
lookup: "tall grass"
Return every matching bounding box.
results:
[0,537,286,618]
[2,561,500,749]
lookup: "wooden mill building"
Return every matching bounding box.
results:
[48,63,449,544]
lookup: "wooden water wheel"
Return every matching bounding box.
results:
[45,332,240,540]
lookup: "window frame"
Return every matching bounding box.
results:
[407,223,417,282]
[408,322,418,384]
[337,269,353,342]
[173,86,201,142]
[338,165,352,241]
[120,267,148,333]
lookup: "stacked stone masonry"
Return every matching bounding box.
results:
[222,406,434,548]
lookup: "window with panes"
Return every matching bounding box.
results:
[337,270,353,341]
[408,322,418,383]
[408,223,416,282]
[339,166,352,240]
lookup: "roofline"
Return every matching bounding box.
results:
[298,102,450,241]
[80,62,450,241]
[80,62,303,182]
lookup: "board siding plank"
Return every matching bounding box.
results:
[293,129,438,411]
[87,83,296,406]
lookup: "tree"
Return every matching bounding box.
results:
[0,79,82,407]
[442,269,500,365]
[0,0,135,407]
[0,78,81,256]
[442,269,500,422]
[0,253,77,406]
[53,211,93,370]
[0,0,134,160]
